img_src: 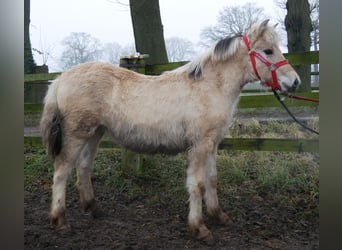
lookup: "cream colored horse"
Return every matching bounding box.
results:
[41,20,300,242]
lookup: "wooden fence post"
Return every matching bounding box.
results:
[119,54,147,173]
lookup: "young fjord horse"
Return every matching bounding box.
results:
[41,20,300,241]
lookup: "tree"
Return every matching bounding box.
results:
[24,0,36,73]
[129,0,168,64]
[309,0,319,50]
[165,37,195,62]
[200,3,266,47]
[275,0,319,50]
[285,0,312,92]
[32,29,55,67]
[60,32,102,70]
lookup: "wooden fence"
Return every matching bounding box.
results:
[24,51,319,153]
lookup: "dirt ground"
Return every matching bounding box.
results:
[24,176,318,249]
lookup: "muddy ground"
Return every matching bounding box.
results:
[25,174,318,249]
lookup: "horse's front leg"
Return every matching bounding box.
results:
[203,147,231,225]
[186,143,214,242]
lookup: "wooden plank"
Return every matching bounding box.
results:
[23,51,319,83]
[238,92,319,108]
[284,51,319,66]
[24,72,61,83]
[218,138,318,153]
[24,136,318,153]
[24,103,44,113]
[24,91,319,113]
[24,136,43,147]
[145,61,188,75]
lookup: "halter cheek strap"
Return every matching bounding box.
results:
[242,35,288,91]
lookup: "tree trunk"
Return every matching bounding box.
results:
[24,0,36,73]
[129,0,168,65]
[285,0,312,92]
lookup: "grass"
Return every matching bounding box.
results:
[229,117,319,139]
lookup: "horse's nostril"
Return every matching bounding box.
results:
[293,78,299,87]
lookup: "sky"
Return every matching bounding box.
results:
[30,0,285,71]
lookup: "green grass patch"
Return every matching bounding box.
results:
[24,147,53,191]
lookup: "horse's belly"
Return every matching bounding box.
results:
[108,121,190,154]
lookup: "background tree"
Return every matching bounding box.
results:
[275,0,319,50]
[129,0,168,64]
[309,0,319,85]
[309,0,319,50]
[200,3,266,47]
[102,42,136,65]
[24,0,36,73]
[60,32,102,70]
[103,42,123,65]
[165,37,195,62]
[285,0,312,92]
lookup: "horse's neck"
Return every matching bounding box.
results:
[204,61,245,99]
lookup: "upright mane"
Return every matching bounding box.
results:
[184,19,280,80]
[246,20,280,48]
[186,34,243,79]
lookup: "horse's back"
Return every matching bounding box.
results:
[55,62,130,108]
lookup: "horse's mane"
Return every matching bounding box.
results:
[185,34,242,79]
[182,20,280,80]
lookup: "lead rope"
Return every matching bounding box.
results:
[272,90,319,135]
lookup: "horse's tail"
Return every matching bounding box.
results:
[40,80,63,159]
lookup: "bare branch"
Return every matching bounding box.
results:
[200,3,266,47]
[60,32,103,70]
[106,0,129,7]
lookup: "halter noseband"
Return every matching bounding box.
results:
[242,35,288,91]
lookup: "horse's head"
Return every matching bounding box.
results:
[244,19,300,93]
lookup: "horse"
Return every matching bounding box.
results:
[40,20,300,242]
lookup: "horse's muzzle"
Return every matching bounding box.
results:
[286,78,300,93]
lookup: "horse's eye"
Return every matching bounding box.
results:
[263,49,273,55]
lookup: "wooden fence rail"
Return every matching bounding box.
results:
[24,51,319,83]
[24,136,319,153]
[24,51,319,153]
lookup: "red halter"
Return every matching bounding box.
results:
[242,35,288,91]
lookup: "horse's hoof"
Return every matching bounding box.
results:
[219,212,233,225]
[56,223,71,231]
[189,223,214,245]
[91,208,105,218]
[198,229,214,245]
[50,212,70,231]
[82,199,104,218]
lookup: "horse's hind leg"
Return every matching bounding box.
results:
[76,126,105,217]
[203,148,231,225]
[186,142,214,242]
[50,137,86,230]
[50,159,72,229]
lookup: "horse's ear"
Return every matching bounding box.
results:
[258,19,270,36]
[274,23,279,28]
[261,19,270,27]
